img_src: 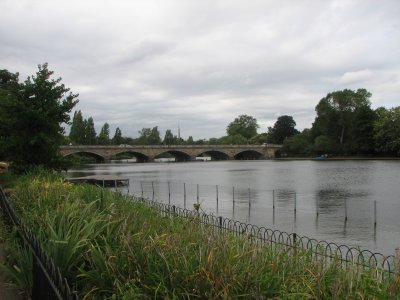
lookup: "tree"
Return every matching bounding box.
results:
[69,110,85,144]
[270,115,298,144]
[112,127,123,145]
[0,63,78,171]
[349,106,377,155]
[374,107,400,155]
[137,127,161,145]
[226,115,259,140]
[312,89,372,151]
[282,129,313,156]
[163,129,175,145]
[98,122,110,145]
[85,117,96,145]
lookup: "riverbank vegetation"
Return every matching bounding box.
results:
[1,172,399,299]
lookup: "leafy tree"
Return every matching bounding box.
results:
[249,133,268,144]
[219,134,248,145]
[270,115,298,144]
[186,136,194,144]
[282,129,313,156]
[312,89,372,151]
[163,129,175,145]
[112,127,123,145]
[98,122,110,145]
[69,110,86,144]
[137,127,161,145]
[85,117,96,145]
[374,107,400,155]
[226,115,259,139]
[0,64,78,171]
[349,106,377,155]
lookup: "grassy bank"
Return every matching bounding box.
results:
[1,172,399,299]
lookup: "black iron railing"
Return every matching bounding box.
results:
[130,195,397,279]
[0,187,79,300]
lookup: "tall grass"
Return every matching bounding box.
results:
[2,172,399,299]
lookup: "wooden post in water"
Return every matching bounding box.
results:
[273,190,275,211]
[294,192,297,215]
[248,188,251,207]
[168,182,171,205]
[374,200,377,228]
[316,197,319,217]
[344,198,348,222]
[197,184,199,205]
[216,185,219,215]
[183,183,186,209]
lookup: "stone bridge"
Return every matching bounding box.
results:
[59,144,282,162]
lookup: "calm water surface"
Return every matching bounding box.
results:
[66,160,400,255]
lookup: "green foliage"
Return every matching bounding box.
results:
[163,129,176,145]
[226,114,258,140]
[3,173,397,299]
[311,89,372,154]
[270,115,299,144]
[97,122,110,145]
[374,106,400,155]
[69,110,85,144]
[136,127,161,145]
[111,127,123,145]
[0,64,78,171]
[84,117,97,145]
[282,129,313,156]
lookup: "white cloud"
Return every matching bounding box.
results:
[1,0,399,139]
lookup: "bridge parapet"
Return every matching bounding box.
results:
[59,144,282,162]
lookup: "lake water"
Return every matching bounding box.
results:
[66,160,400,256]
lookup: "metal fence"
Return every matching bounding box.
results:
[127,193,398,279]
[0,187,79,300]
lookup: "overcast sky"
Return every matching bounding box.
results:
[1,0,399,140]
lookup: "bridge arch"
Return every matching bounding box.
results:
[154,150,192,162]
[234,149,264,160]
[195,150,230,160]
[112,150,150,162]
[62,151,106,163]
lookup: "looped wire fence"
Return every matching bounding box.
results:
[133,194,397,279]
[0,187,79,300]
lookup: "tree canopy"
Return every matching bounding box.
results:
[226,115,259,140]
[269,115,298,144]
[0,63,78,171]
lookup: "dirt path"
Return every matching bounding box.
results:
[0,243,21,300]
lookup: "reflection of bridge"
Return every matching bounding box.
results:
[60,144,282,162]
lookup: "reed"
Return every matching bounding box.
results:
[1,172,398,299]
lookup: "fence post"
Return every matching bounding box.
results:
[273,189,275,211]
[168,182,171,205]
[216,185,219,215]
[394,247,400,274]
[294,192,297,215]
[197,184,199,205]
[345,198,348,222]
[152,181,155,201]
[374,200,377,228]
[183,183,186,209]
[316,197,319,217]
[141,182,143,198]
[219,216,223,230]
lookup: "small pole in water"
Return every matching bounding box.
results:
[345,198,348,222]
[184,183,186,209]
[141,182,144,198]
[168,182,171,205]
[197,184,199,205]
[294,192,297,215]
[273,189,275,211]
[248,188,251,207]
[216,185,219,215]
[316,197,319,217]
[374,200,377,228]
[152,181,154,201]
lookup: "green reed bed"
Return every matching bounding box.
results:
[1,171,399,299]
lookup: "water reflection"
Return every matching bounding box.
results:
[66,160,400,255]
